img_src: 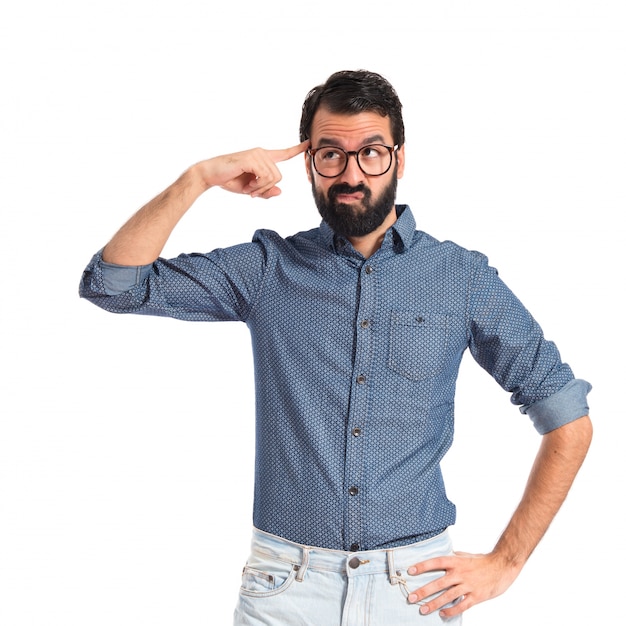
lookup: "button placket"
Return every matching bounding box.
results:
[344,260,377,550]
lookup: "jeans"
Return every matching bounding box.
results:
[233,528,462,625]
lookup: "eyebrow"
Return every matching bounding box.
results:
[316,134,388,148]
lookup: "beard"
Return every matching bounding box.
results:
[312,167,398,238]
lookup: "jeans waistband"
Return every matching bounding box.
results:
[250,527,452,578]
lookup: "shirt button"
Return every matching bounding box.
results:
[352,427,362,437]
[360,319,370,329]
[365,265,374,274]
[356,374,366,384]
[348,486,359,496]
[349,543,360,552]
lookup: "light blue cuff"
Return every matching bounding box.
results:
[520,378,592,434]
[101,260,152,295]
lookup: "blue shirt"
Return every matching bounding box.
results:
[79,205,591,550]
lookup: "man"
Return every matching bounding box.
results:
[80,70,592,624]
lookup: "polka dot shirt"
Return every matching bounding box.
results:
[80,205,590,550]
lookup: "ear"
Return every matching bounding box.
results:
[305,150,313,183]
[396,144,406,179]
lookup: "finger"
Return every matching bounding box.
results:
[242,159,283,196]
[246,174,282,198]
[255,186,282,200]
[431,590,470,619]
[417,587,460,615]
[407,573,451,605]
[251,141,308,194]
[407,556,451,576]
[268,139,310,164]
[409,584,465,617]
[246,179,282,199]
[438,596,469,619]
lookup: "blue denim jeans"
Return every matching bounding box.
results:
[233,528,462,625]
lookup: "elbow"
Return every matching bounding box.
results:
[547,414,593,459]
[577,414,593,452]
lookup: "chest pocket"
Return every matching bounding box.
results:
[388,311,451,381]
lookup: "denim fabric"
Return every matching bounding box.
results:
[233,528,461,625]
[79,205,591,550]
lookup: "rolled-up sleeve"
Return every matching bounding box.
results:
[520,378,592,434]
[100,260,152,295]
[468,257,591,433]
[79,235,269,322]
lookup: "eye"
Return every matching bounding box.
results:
[360,145,385,159]
[318,148,344,161]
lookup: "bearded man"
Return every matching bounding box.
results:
[80,69,592,625]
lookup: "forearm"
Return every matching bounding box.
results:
[98,142,308,266]
[493,414,593,570]
[102,164,209,266]
[405,414,592,617]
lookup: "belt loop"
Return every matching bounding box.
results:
[296,547,310,582]
[386,550,397,584]
[387,549,409,597]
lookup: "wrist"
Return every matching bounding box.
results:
[188,160,216,193]
[490,536,529,574]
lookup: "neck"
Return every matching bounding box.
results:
[348,206,398,259]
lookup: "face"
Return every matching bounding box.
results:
[306,108,405,239]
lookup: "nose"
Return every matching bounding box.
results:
[338,152,364,186]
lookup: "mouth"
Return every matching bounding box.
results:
[335,192,364,203]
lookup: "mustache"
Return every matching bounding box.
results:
[328,183,371,201]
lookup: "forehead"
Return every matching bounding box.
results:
[310,108,393,147]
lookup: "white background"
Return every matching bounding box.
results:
[1,1,624,624]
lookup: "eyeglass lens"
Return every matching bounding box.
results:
[313,145,393,177]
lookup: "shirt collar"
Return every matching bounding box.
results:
[319,204,416,256]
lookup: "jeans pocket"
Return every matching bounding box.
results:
[239,562,298,598]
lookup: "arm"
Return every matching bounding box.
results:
[406,414,593,617]
[101,142,309,266]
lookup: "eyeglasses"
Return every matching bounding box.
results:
[307,144,398,178]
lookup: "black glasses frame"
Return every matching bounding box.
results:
[307,144,398,178]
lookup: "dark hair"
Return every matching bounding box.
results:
[299,70,405,146]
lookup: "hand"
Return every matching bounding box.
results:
[406,550,521,618]
[198,140,309,199]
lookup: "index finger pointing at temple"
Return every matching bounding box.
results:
[268,140,310,163]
